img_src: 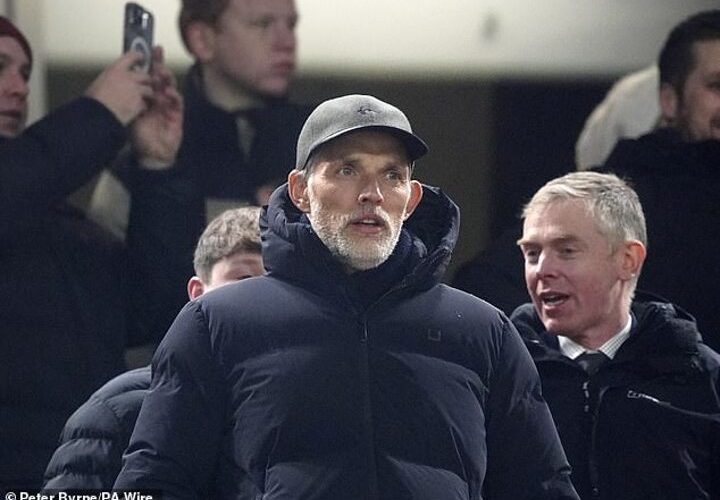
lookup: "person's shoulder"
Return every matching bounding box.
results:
[509,303,545,337]
[600,128,680,174]
[199,275,273,303]
[697,343,720,368]
[191,276,282,321]
[78,366,150,415]
[93,366,152,399]
[60,367,150,442]
[634,302,720,380]
[509,302,538,322]
[435,284,521,338]
[440,283,505,313]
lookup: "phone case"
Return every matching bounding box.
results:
[123,2,154,72]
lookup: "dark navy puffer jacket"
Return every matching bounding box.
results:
[42,366,151,490]
[115,185,579,500]
[512,299,720,500]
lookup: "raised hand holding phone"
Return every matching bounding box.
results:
[131,46,184,169]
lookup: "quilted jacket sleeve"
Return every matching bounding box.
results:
[42,367,151,490]
[483,318,579,500]
[114,301,226,498]
[0,97,125,238]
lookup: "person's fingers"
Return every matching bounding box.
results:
[131,69,153,87]
[118,49,146,70]
[152,45,164,65]
[167,85,182,106]
[150,59,178,92]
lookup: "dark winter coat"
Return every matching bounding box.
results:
[601,128,720,353]
[512,300,720,500]
[114,184,579,499]
[42,366,151,490]
[0,98,129,490]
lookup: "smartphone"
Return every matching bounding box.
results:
[123,2,154,72]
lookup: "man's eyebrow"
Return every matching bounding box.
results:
[517,234,581,247]
[382,161,411,171]
[326,156,358,167]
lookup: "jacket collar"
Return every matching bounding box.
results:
[259,183,459,306]
[513,299,703,375]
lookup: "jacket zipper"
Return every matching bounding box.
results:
[359,319,379,497]
[587,382,609,498]
[353,255,443,498]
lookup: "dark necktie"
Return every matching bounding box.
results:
[576,351,609,375]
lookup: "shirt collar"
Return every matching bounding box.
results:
[558,315,633,360]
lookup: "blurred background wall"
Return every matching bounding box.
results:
[4,0,717,278]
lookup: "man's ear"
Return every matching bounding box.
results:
[403,180,424,220]
[287,169,311,213]
[184,21,216,62]
[618,240,647,281]
[187,276,206,300]
[659,82,680,125]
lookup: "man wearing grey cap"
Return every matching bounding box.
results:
[116,95,579,500]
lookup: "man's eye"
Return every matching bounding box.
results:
[559,247,577,258]
[522,249,539,262]
[338,166,355,176]
[386,170,403,181]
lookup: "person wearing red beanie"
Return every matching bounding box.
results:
[0,15,184,491]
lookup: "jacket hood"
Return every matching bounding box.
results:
[259,183,460,296]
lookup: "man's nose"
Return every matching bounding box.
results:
[358,178,384,205]
[534,252,557,278]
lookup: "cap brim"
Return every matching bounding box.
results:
[302,125,428,169]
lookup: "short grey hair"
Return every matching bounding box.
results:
[523,171,647,256]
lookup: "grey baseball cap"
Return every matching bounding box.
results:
[295,94,429,170]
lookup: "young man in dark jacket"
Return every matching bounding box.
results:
[0,16,182,491]
[115,94,579,499]
[42,207,264,490]
[89,0,312,344]
[513,171,720,500]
